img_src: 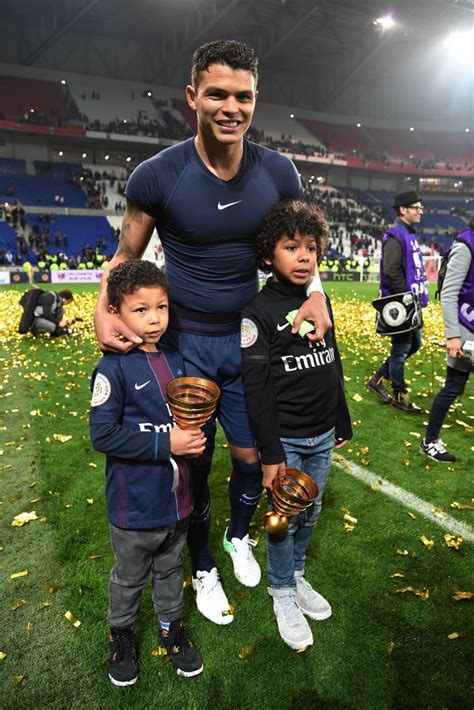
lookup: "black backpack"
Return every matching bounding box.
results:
[18,288,44,334]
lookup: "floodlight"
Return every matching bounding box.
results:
[126,156,132,162]
[58,150,63,157]
[61,79,66,85]
[356,122,361,127]
[373,15,395,31]
[409,126,415,132]
[82,152,87,158]
[290,113,295,118]
[465,128,470,133]
[104,154,110,160]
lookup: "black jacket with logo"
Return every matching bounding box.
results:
[241,278,352,465]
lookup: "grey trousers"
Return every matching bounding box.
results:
[31,317,57,334]
[108,518,189,629]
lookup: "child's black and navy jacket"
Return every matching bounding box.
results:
[89,346,192,529]
[241,278,352,465]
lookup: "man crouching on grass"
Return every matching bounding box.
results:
[90,260,205,686]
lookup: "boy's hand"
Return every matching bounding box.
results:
[334,438,349,449]
[262,462,286,491]
[170,426,206,457]
[292,291,331,342]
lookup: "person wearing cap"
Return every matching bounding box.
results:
[366,190,429,413]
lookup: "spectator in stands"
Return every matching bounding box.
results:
[420,217,473,462]
[366,191,429,413]
[31,289,73,336]
[94,39,330,627]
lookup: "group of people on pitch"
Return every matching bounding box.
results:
[88,39,472,688]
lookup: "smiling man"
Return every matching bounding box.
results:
[94,39,331,626]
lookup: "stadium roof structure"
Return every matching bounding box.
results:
[2,0,474,122]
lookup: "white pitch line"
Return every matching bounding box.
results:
[333,456,474,543]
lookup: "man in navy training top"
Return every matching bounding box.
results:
[94,39,331,625]
[90,260,205,686]
[366,190,429,414]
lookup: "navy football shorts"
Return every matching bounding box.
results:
[162,322,255,449]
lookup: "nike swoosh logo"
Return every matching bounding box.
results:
[277,323,290,331]
[217,200,242,211]
[134,381,151,390]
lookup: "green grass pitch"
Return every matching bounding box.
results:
[0,281,472,709]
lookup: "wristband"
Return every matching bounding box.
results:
[305,272,323,296]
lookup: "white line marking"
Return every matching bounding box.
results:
[333,456,474,543]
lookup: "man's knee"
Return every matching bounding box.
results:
[228,444,258,464]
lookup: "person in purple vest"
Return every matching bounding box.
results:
[366,190,429,413]
[420,217,474,462]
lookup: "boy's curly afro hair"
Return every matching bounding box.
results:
[107,260,168,309]
[257,199,329,273]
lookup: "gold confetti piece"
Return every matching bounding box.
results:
[64,504,73,509]
[400,459,410,466]
[406,512,416,519]
[352,393,363,402]
[11,510,38,527]
[452,590,473,601]
[12,675,25,686]
[296,646,310,654]
[444,534,463,550]
[387,642,395,654]
[149,646,167,657]
[403,440,412,448]
[64,611,81,628]
[420,535,435,550]
[0,652,6,661]
[10,599,27,611]
[53,434,73,443]
[26,623,34,631]
[392,586,429,600]
[359,446,369,455]
[39,601,51,609]
[450,501,474,510]
[238,645,256,660]
[45,585,58,594]
[390,572,406,579]
[182,575,192,589]
[409,431,420,437]
[89,555,103,560]
[29,482,36,488]
[29,498,42,504]
[370,480,383,492]
[10,570,28,579]
[431,507,446,518]
[86,498,94,505]
[88,462,97,468]
[448,631,466,640]
[0,545,4,552]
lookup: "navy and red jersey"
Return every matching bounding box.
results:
[125,138,303,315]
[89,346,192,529]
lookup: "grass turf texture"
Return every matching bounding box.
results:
[0,282,472,709]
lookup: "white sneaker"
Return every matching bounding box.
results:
[223,528,261,587]
[192,568,234,625]
[269,588,313,651]
[295,575,332,620]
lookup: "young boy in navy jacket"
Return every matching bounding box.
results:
[90,260,205,686]
[241,200,352,651]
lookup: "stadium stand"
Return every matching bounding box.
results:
[0,174,87,208]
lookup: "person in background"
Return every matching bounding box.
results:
[420,217,473,462]
[366,190,428,413]
[31,289,73,336]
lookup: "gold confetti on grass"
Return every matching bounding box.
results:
[11,510,38,527]
[10,570,28,579]
[12,675,25,686]
[450,501,474,510]
[53,434,73,443]
[406,512,416,519]
[149,646,167,657]
[447,631,466,640]
[392,586,429,601]
[387,642,395,654]
[444,534,463,550]
[89,555,103,560]
[0,651,6,661]
[396,549,417,557]
[10,599,27,611]
[452,590,473,601]
[86,498,94,505]
[420,535,435,550]
[39,601,52,610]
[341,508,358,532]
[431,507,446,518]
[352,393,363,402]
[390,572,406,579]
[370,480,383,492]
[64,611,81,628]
[44,585,58,594]
[88,462,97,468]
[239,645,256,660]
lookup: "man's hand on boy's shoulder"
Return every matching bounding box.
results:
[291,291,332,342]
[261,462,286,491]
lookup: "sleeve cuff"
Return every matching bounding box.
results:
[305,272,324,296]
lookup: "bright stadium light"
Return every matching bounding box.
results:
[82,152,87,158]
[373,15,395,31]
[104,154,110,161]
[466,128,470,133]
[60,79,66,85]
[356,122,361,127]
[290,113,295,118]
[58,150,63,157]
[409,126,415,132]
[126,156,132,162]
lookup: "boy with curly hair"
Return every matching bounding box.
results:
[240,199,352,650]
[90,260,205,686]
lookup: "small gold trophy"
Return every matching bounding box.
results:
[166,376,220,430]
[262,468,319,536]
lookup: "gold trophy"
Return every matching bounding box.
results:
[166,376,220,430]
[262,468,319,536]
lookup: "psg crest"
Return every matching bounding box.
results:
[372,291,423,336]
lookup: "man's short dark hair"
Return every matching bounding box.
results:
[107,260,168,309]
[257,199,329,273]
[191,39,258,88]
[59,289,73,301]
